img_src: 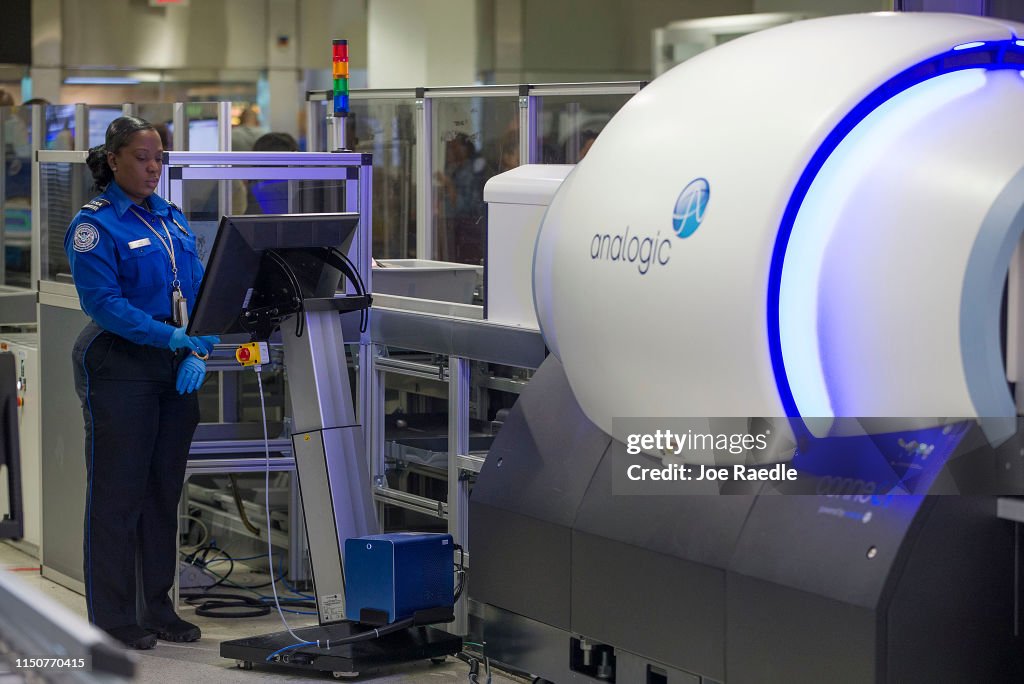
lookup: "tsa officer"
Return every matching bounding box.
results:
[65,116,218,649]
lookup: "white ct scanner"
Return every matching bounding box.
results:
[533,11,1024,430]
[473,12,1024,684]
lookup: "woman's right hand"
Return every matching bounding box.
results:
[168,327,215,355]
[176,355,207,394]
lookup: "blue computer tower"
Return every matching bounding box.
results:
[344,532,454,625]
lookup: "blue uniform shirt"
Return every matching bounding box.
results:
[64,181,204,349]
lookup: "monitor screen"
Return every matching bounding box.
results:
[188,119,220,151]
[88,108,122,148]
[187,213,361,338]
[45,105,76,150]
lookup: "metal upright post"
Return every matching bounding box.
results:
[284,305,379,623]
[416,91,433,260]
[30,105,42,291]
[448,355,471,635]
[367,344,387,517]
[73,104,87,151]
[355,160,376,481]
[0,107,7,285]
[520,85,539,164]
[306,98,321,152]
[217,101,232,215]
[172,102,187,152]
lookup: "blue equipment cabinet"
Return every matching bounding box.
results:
[344,532,454,625]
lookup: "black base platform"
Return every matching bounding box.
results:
[220,622,462,678]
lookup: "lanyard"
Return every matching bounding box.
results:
[129,206,182,292]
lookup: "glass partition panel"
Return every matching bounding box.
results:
[135,103,176,150]
[2,105,34,287]
[39,159,92,283]
[430,96,518,267]
[175,176,349,266]
[42,105,75,150]
[350,97,417,259]
[536,92,635,164]
[230,99,265,152]
[307,97,329,153]
[183,102,222,151]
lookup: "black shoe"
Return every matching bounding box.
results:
[106,625,157,650]
[144,617,201,643]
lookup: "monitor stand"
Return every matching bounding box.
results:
[220,303,460,676]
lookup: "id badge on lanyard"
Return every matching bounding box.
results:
[130,206,189,327]
[173,290,188,327]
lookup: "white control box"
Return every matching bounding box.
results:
[484,165,573,329]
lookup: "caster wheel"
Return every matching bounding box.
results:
[236,660,253,670]
[430,656,447,664]
[332,671,359,679]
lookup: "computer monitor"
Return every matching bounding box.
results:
[88,108,122,148]
[188,119,219,151]
[45,104,75,150]
[187,213,362,339]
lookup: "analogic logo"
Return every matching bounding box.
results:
[672,178,710,238]
[589,178,709,274]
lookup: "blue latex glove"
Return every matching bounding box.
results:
[176,355,206,395]
[195,335,220,355]
[168,326,208,355]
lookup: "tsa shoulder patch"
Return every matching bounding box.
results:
[73,223,101,253]
[81,198,110,212]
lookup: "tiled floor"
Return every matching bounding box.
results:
[0,543,519,683]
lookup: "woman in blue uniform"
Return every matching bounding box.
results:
[65,116,219,650]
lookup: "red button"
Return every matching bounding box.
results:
[238,347,251,362]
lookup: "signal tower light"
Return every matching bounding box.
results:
[333,39,349,118]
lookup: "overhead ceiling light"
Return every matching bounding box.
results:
[64,76,141,85]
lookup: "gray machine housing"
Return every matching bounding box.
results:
[470,356,1022,684]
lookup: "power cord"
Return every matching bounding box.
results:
[265,250,305,338]
[454,543,467,602]
[228,474,262,536]
[457,642,492,684]
[256,364,317,654]
[327,247,370,333]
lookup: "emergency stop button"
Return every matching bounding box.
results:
[235,342,269,367]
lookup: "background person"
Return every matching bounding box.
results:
[246,131,299,214]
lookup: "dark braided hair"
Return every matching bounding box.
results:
[85,115,156,192]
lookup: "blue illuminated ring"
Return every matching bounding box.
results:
[767,39,1024,418]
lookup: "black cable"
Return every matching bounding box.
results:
[265,250,305,338]
[228,474,261,536]
[183,544,235,588]
[453,543,467,602]
[323,617,414,647]
[454,571,466,603]
[455,652,491,684]
[181,591,271,619]
[328,247,370,333]
[327,247,367,334]
[325,246,367,294]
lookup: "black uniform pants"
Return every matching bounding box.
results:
[72,322,199,631]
